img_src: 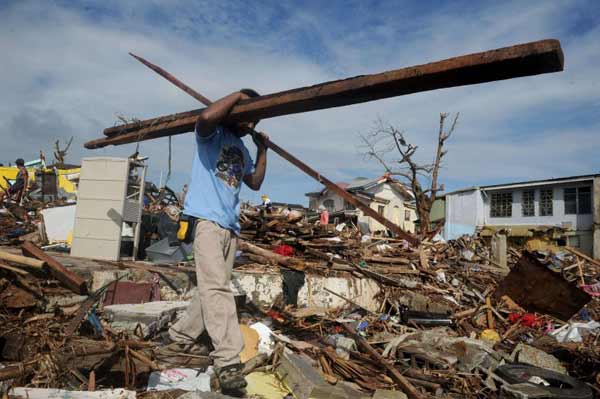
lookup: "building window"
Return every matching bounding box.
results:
[405,210,411,221]
[565,187,592,215]
[323,199,334,213]
[579,187,592,214]
[490,192,512,217]
[344,201,356,210]
[378,205,385,216]
[522,190,535,217]
[540,189,553,216]
[564,188,577,214]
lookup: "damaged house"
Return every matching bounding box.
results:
[443,173,600,258]
[305,175,417,233]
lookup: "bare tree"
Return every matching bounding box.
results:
[53,137,73,167]
[360,113,459,235]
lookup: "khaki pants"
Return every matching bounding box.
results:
[169,219,243,368]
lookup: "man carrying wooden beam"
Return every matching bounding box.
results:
[165,89,268,392]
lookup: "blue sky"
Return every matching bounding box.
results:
[1,0,599,205]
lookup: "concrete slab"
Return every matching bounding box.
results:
[232,270,380,311]
[275,350,326,399]
[45,295,88,311]
[500,383,551,398]
[103,300,188,337]
[91,271,129,293]
[510,344,567,375]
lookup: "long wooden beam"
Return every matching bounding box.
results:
[125,53,418,244]
[85,39,563,149]
[22,242,88,295]
[343,323,424,399]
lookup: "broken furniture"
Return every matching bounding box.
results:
[71,157,147,261]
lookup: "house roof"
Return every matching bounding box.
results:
[480,173,599,191]
[444,173,600,196]
[305,175,414,200]
[346,176,381,190]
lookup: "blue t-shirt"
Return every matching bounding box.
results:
[184,125,254,234]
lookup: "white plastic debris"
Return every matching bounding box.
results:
[326,334,357,360]
[41,205,76,243]
[528,376,550,386]
[147,367,213,392]
[461,249,474,261]
[436,271,447,283]
[335,223,346,232]
[432,233,445,243]
[250,321,276,355]
[550,321,600,343]
[376,244,393,252]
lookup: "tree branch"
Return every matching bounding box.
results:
[359,112,458,235]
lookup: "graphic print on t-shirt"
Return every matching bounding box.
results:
[215,145,245,188]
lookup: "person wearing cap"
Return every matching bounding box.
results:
[261,194,272,213]
[166,89,268,392]
[0,159,28,204]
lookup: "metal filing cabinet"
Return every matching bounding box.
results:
[71,157,147,261]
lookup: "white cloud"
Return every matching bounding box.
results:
[0,0,598,205]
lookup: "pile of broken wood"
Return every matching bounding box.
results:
[0,205,599,398]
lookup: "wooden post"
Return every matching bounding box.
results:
[0,250,45,269]
[491,232,508,271]
[21,242,88,295]
[88,371,96,391]
[485,296,495,330]
[343,324,424,399]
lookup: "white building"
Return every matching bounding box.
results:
[305,176,417,233]
[444,173,600,258]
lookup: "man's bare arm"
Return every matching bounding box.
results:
[195,92,244,137]
[244,132,268,191]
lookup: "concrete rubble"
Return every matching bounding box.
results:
[1,175,599,399]
[2,29,597,399]
[509,343,567,375]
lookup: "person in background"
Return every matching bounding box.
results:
[261,194,272,213]
[319,205,329,225]
[0,158,28,204]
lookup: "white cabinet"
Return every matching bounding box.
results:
[71,157,146,261]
